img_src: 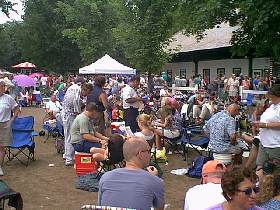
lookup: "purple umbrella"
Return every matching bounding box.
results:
[14,74,36,87]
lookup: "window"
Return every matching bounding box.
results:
[253,69,263,77]
[180,69,186,79]
[217,68,225,77]
[233,68,241,76]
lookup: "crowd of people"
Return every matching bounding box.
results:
[0,70,279,209]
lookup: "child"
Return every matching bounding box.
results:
[90,134,124,162]
[153,106,181,152]
[134,113,155,147]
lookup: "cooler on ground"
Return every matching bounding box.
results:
[74,152,97,176]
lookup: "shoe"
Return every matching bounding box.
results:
[65,161,74,166]
[0,167,4,176]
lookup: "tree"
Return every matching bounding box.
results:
[17,0,82,73]
[114,0,180,73]
[178,0,280,60]
[0,22,22,69]
[0,0,15,16]
[56,0,119,64]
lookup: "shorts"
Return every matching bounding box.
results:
[0,121,12,146]
[256,144,280,167]
[72,140,101,153]
[162,129,180,139]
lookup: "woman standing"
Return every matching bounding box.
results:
[253,83,280,176]
[87,76,110,135]
[0,79,20,175]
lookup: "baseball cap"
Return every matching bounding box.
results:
[202,160,226,176]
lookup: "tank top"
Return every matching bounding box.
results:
[87,86,105,112]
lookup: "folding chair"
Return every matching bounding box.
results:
[6,116,37,166]
[180,127,210,161]
[0,180,23,210]
[94,136,125,180]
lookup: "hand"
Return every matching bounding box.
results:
[146,166,158,176]
[100,139,107,145]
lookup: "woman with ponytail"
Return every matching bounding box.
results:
[134,113,155,147]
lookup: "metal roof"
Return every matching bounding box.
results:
[168,23,239,53]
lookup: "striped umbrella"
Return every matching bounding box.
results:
[12,62,36,69]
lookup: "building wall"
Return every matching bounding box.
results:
[165,57,270,83]
[198,58,249,82]
[164,62,195,79]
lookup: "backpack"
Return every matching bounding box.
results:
[187,156,211,178]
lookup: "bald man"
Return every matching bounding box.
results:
[204,104,243,160]
[98,137,165,210]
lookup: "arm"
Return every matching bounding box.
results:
[82,133,100,143]
[95,132,109,141]
[12,106,20,121]
[125,97,142,104]
[254,121,280,129]
[99,92,110,110]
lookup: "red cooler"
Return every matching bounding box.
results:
[74,152,97,176]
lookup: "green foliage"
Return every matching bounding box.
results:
[0,22,22,68]
[115,0,180,72]
[17,0,82,73]
[178,0,280,60]
[56,0,119,64]
[0,0,15,16]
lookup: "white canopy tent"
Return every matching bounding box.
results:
[79,54,136,75]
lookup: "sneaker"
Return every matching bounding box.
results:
[0,167,4,176]
[65,161,74,166]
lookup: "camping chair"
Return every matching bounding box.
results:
[0,180,23,210]
[33,94,42,106]
[94,136,125,180]
[180,126,210,161]
[81,205,136,210]
[6,116,37,166]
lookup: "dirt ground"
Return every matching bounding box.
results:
[2,107,200,210]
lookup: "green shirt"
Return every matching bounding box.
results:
[70,112,95,144]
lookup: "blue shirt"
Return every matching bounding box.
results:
[203,111,236,153]
[98,168,164,210]
[260,199,280,210]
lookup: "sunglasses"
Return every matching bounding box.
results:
[237,186,260,196]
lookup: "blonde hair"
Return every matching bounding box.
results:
[137,114,153,130]
[159,105,172,118]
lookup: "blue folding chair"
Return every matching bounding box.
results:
[6,116,38,166]
[180,127,210,161]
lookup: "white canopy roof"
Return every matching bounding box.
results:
[79,54,136,75]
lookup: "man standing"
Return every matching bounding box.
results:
[203,104,243,163]
[184,160,226,210]
[98,137,165,210]
[122,75,142,132]
[61,79,93,166]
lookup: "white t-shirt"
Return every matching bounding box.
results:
[41,77,47,86]
[160,89,169,97]
[46,101,62,115]
[260,103,280,148]
[184,183,225,210]
[122,85,139,109]
[134,132,154,141]
[0,94,18,122]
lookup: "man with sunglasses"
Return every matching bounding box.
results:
[184,160,227,210]
[98,137,165,210]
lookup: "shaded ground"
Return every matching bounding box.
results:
[2,107,200,210]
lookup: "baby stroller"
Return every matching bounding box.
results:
[39,114,64,154]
